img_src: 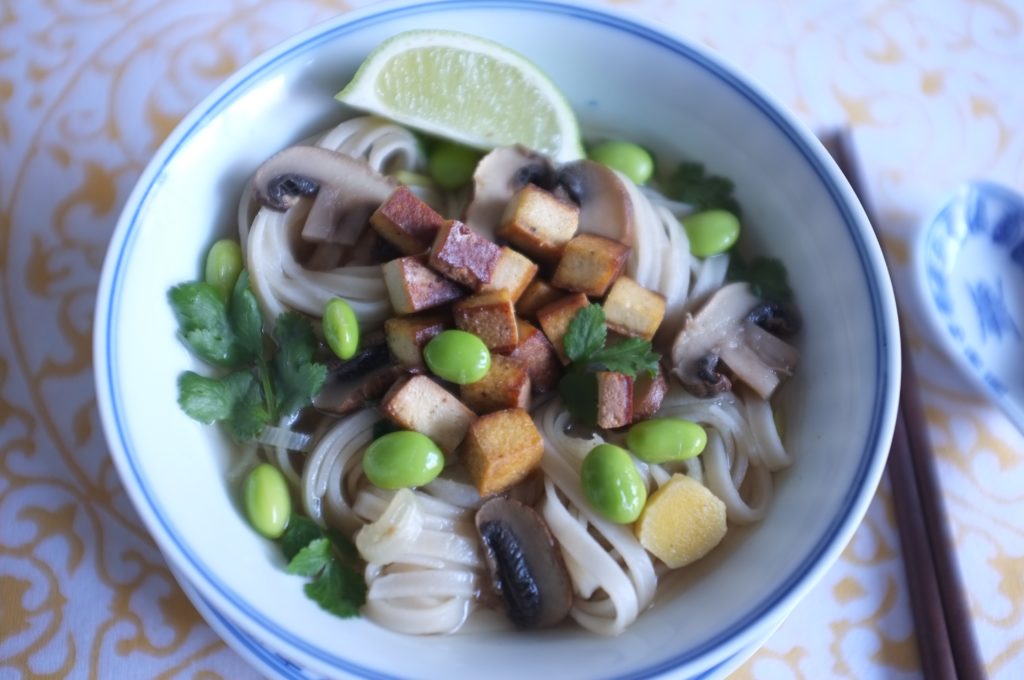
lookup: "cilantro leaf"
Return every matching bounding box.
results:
[587,338,661,377]
[230,271,264,358]
[272,312,328,419]
[304,559,366,618]
[558,369,599,427]
[169,282,248,367]
[279,519,366,619]
[727,255,793,302]
[281,516,326,561]
[286,537,333,577]
[563,304,607,362]
[327,530,361,566]
[177,370,268,440]
[226,375,270,440]
[666,161,742,217]
[177,371,235,423]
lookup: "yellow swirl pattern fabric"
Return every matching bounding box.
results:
[1,0,1021,678]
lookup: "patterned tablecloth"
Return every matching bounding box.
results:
[2,1,1022,678]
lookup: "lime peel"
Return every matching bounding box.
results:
[336,29,584,163]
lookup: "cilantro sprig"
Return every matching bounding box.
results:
[726,255,793,303]
[170,271,326,440]
[281,517,366,618]
[665,160,742,217]
[558,304,660,426]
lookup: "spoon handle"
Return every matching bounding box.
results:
[821,128,987,680]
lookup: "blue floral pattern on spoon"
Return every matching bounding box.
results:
[916,181,1024,432]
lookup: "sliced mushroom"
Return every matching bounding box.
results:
[251,146,396,246]
[313,341,401,416]
[556,160,634,245]
[475,497,572,629]
[748,301,802,336]
[463,145,556,240]
[670,282,799,400]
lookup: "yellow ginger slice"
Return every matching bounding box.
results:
[634,474,727,568]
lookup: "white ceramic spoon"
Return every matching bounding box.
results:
[914,180,1024,433]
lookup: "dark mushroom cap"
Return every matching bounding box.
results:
[475,497,572,629]
[250,145,396,246]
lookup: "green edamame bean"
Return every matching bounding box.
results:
[323,297,359,360]
[589,140,654,185]
[580,444,647,524]
[626,418,708,464]
[244,463,291,538]
[423,330,491,384]
[205,239,244,300]
[363,430,445,489]
[428,141,481,190]
[681,209,741,257]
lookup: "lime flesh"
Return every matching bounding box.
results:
[336,30,584,163]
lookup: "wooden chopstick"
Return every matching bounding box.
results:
[822,129,987,680]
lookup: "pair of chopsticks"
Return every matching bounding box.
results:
[821,130,986,680]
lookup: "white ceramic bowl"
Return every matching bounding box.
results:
[94,1,901,678]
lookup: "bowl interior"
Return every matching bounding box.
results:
[96,2,898,678]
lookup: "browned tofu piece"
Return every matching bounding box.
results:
[596,371,634,429]
[515,278,563,319]
[460,355,531,414]
[552,234,630,297]
[479,246,538,302]
[602,276,667,341]
[632,364,668,421]
[462,408,544,496]
[382,255,464,314]
[507,319,561,392]
[370,186,446,255]
[498,184,579,262]
[384,313,448,370]
[453,289,519,353]
[535,293,590,364]
[380,375,476,455]
[429,219,502,289]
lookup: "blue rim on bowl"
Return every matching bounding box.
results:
[94,1,900,677]
[177,569,782,680]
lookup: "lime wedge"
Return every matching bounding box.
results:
[336,30,584,163]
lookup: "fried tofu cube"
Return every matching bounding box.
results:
[536,293,590,364]
[498,184,579,262]
[602,276,666,341]
[384,313,448,370]
[596,371,634,429]
[634,474,727,569]
[507,319,561,392]
[460,355,531,414]
[429,219,502,289]
[370,186,446,255]
[380,375,476,455]
[479,246,538,302]
[453,289,519,353]
[515,278,563,319]
[462,408,544,496]
[552,234,630,297]
[632,364,668,421]
[382,255,464,314]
